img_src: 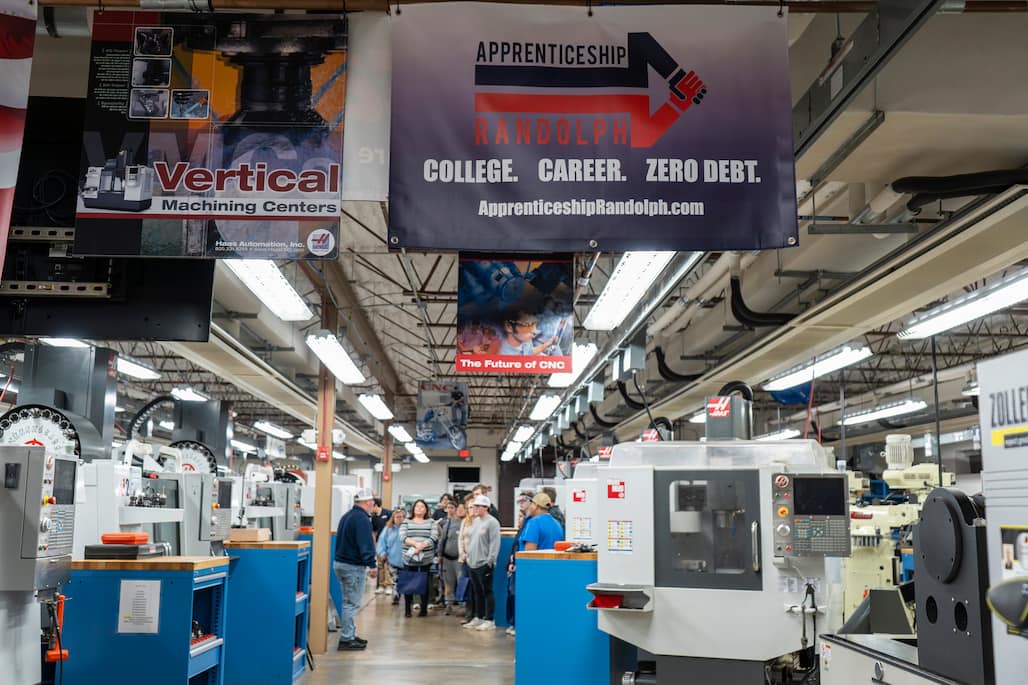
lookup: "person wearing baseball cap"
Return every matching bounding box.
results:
[521,492,564,552]
[464,494,501,631]
[334,488,378,650]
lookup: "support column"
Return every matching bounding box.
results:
[381,432,394,508]
[309,304,337,654]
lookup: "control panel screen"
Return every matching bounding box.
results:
[793,476,846,516]
[216,480,232,508]
[52,459,76,504]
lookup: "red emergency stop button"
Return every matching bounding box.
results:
[777,506,790,518]
[212,503,220,509]
[48,497,56,505]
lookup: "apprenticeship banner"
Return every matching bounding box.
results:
[457,255,574,374]
[389,3,796,252]
[74,11,347,259]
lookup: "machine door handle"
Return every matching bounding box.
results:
[751,521,760,572]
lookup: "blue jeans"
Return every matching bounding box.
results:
[334,562,367,641]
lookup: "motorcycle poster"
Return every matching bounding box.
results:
[416,381,469,451]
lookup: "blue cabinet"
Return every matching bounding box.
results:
[223,541,312,685]
[514,552,609,685]
[63,557,230,685]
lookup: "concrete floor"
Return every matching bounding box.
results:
[306,591,515,684]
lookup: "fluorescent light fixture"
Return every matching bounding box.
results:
[116,356,161,381]
[763,345,873,392]
[961,382,980,397]
[254,420,293,440]
[40,338,89,348]
[332,451,347,460]
[387,425,413,444]
[584,252,676,331]
[412,451,430,464]
[839,399,928,426]
[305,330,365,384]
[898,267,1028,339]
[158,420,175,431]
[358,394,394,421]
[297,438,317,451]
[171,386,208,402]
[688,410,706,424]
[530,394,562,421]
[375,462,403,473]
[513,425,535,443]
[548,342,600,388]
[231,439,257,453]
[755,428,801,441]
[224,259,314,322]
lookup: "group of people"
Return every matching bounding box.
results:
[333,484,506,650]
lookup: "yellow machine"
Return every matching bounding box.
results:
[841,435,955,619]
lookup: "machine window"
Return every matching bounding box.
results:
[793,476,846,516]
[668,479,749,575]
[52,460,76,504]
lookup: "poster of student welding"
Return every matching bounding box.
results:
[388,3,796,252]
[456,255,574,374]
[74,12,346,259]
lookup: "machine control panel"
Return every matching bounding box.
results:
[204,477,233,541]
[0,447,76,591]
[772,473,850,558]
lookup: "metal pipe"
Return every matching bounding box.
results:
[931,336,944,487]
[839,370,847,463]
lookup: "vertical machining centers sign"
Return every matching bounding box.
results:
[389,3,797,252]
[75,12,347,259]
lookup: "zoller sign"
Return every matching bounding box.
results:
[389,3,797,252]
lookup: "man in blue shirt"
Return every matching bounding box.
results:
[334,488,378,650]
[520,492,564,551]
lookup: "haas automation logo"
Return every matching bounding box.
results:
[307,229,336,257]
[707,396,731,419]
[474,33,707,149]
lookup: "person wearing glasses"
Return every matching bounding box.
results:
[499,312,558,356]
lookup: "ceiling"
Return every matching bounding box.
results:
[11,6,1028,462]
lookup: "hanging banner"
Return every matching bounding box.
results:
[389,3,796,252]
[0,1,36,274]
[416,381,469,451]
[457,255,573,374]
[74,11,346,259]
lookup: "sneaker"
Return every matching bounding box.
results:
[353,636,368,645]
[475,620,495,631]
[505,627,516,636]
[412,603,421,611]
[373,588,383,594]
[427,603,437,609]
[462,618,483,629]
[337,639,366,651]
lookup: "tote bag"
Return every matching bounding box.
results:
[397,568,428,596]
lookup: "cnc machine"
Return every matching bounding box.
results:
[589,439,851,684]
[0,447,77,685]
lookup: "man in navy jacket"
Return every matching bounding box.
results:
[334,488,378,650]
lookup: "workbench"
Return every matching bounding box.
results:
[514,551,608,685]
[223,541,311,685]
[63,556,230,685]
